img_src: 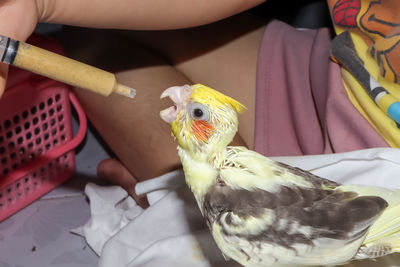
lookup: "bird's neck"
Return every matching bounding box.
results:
[178,146,220,206]
[176,130,235,206]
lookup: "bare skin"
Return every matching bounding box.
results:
[0,0,266,204]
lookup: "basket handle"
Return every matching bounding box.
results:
[0,91,88,187]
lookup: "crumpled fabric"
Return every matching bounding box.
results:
[74,148,400,267]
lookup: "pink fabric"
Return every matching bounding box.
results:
[254,20,388,157]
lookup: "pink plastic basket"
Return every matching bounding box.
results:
[0,36,87,222]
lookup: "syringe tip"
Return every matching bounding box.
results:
[126,87,137,98]
[115,83,137,99]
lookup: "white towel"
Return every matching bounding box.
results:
[74,148,400,267]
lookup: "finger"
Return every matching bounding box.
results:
[97,158,149,208]
[0,64,8,98]
[0,0,40,97]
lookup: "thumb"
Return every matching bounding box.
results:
[0,0,40,98]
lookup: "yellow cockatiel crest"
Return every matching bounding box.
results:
[160,84,400,267]
[190,84,246,114]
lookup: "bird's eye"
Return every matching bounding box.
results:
[193,108,203,118]
[188,103,209,121]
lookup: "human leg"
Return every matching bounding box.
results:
[60,31,190,179]
[56,13,267,200]
[123,13,267,149]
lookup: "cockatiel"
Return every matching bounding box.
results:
[160,84,400,266]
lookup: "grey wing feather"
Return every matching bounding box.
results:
[203,172,388,265]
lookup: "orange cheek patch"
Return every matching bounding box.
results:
[192,120,214,141]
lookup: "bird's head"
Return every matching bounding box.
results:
[160,84,245,160]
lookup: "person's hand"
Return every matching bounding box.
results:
[0,0,40,97]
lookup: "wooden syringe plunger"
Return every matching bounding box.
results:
[0,35,136,98]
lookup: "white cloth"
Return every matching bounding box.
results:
[74,148,400,267]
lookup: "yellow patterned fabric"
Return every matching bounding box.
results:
[328,0,400,147]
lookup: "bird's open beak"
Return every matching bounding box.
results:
[160,85,192,123]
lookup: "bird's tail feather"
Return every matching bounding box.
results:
[355,203,400,259]
[363,204,400,245]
